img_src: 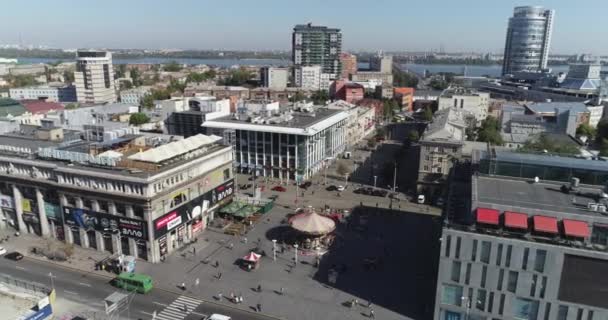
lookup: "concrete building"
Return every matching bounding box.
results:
[9,84,77,103]
[249,88,312,105]
[165,97,230,137]
[326,100,375,146]
[74,50,117,104]
[438,88,490,125]
[292,23,342,77]
[370,55,393,74]
[559,64,603,92]
[502,6,555,75]
[119,86,152,105]
[418,108,466,194]
[8,64,46,76]
[394,87,415,111]
[295,65,322,90]
[340,53,358,80]
[351,71,394,85]
[184,85,249,112]
[331,80,365,104]
[0,129,233,263]
[260,67,289,90]
[435,151,608,320]
[202,102,349,181]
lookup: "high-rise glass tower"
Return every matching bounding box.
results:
[502,6,554,75]
[292,23,342,80]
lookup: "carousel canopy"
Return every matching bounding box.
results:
[242,251,261,262]
[290,211,336,236]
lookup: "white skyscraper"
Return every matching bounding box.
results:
[75,50,117,104]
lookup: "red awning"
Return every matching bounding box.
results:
[563,219,590,238]
[504,211,528,230]
[477,208,500,225]
[533,216,558,234]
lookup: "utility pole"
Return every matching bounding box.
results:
[392,161,397,192]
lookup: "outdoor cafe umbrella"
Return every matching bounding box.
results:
[242,251,262,263]
[290,210,336,236]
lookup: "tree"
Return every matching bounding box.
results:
[129,68,142,86]
[521,133,580,155]
[221,68,253,86]
[163,61,182,72]
[407,130,420,142]
[115,64,127,78]
[393,69,419,87]
[599,138,608,157]
[289,91,305,102]
[119,80,133,91]
[367,139,377,149]
[65,103,78,110]
[429,78,449,90]
[336,161,352,184]
[203,69,217,79]
[186,72,209,83]
[422,106,433,122]
[63,70,74,84]
[6,74,39,88]
[476,116,503,145]
[382,99,399,121]
[311,90,329,105]
[167,79,186,94]
[129,112,150,126]
[140,88,171,110]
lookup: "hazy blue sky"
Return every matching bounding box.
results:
[1,0,606,54]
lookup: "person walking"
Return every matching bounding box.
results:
[193,247,196,255]
[370,308,375,319]
[257,303,262,312]
[257,284,262,292]
[180,282,186,290]
[218,292,223,300]
[280,287,285,295]
[218,272,223,280]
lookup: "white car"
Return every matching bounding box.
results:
[337,185,345,192]
[417,194,426,204]
[0,247,6,255]
[205,315,232,320]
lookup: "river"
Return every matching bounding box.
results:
[401,63,576,78]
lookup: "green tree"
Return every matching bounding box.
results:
[119,81,133,91]
[376,127,387,139]
[422,106,433,122]
[429,78,449,90]
[6,74,39,88]
[576,123,596,138]
[203,69,217,79]
[65,103,78,110]
[382,99,399,121]
[186,72,208,83]
[393,69,419,87]
[140,88,171,110]
[289,91,305,102]
[336,161,352,178]
[129,112,150,125]
[407,130,420,142]
[63,71,74,84]
[167,79,186,94]
[476,116,503,145]
[221,68,253,86]
[596,119,608,144]
[311,90,329,105]
[521,134,580,155]
[115,64,127,78]
[599,138,608,157]
[367,139,377,149]
[130,68,142,86]
[163,61,182,72]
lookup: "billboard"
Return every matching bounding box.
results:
[63,207,148,241]
[0,195,13,209]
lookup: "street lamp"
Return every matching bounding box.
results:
[373,175,378,189]
[294,244,299,265]
[272,239,277,262]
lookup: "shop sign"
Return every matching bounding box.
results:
[22,199,33,213]
[44,202,61,221]
[0,195,13,209]
[211,179,234,204]
[177,224,185,242]
[192,219,204,234]
[63,207,148,241]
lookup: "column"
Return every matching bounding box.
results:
[145,207,157,263]
[95,231,105,252]
[35,189,50,237]
[91,200,100,212]
[12,185,26,233]
[60,195,74,244]
[126,205,138,257]
[79,228,89,248]
[108,202,117,215]
[112,234,122,255]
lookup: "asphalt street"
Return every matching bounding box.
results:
[0,256,277,320]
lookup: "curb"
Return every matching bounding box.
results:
[24,255,285,320]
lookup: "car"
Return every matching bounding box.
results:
[337,185,345,192]
[417,194,426,204]
[353,187,365,194]
[5,251,23,261]
[372,189,388,197]
[326,185,338,191]
[271,186,286,192]
[268,194,279,200]
[240,183,252,189]
[0,247,6,255]
[299,181,312,189]
[204,314,232,320]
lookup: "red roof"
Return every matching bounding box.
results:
[21,100,64,114]
[504,211,528,230]
[533,216,558,234]
[562,219,590,238]
[476,208,499,225]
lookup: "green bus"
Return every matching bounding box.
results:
[113,272,153,294]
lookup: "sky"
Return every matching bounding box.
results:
[0,0,606,54]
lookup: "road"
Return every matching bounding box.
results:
[0,256,277,320]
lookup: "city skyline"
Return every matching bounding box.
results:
[1,0,607,55]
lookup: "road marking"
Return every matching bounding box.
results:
[138,310,155,316]
[78,282,92,287]
[192,311,207,317]
[64,290,78,295]
[153,301,168,307]
[15,266,26,271]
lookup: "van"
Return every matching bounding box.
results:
[113,272,153,294]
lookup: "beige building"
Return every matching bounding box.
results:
[326,100,375,146]
[74,50,117,104]
[438,88,490,124]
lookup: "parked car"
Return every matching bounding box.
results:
[372,189,388,197]
[205,314,232,320]
[326,185,338,191]
[337,185,345,192]
[5,251,23,261]
[0,247,6,255]
[271,186,286,192]
[240,183,253,189]
[417,194,426,204]
[268,194,279,200]
[299,181,312,189]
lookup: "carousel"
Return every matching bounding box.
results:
[289,208,336,251]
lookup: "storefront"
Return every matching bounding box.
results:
[154,179,234,259]
[0,195,16,230]
[44,202,63,240]
[21,198,41,236]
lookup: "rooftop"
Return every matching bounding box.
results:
[440,87,488,98]
[525,101,589,114]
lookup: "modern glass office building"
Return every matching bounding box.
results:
[502,6,554,75]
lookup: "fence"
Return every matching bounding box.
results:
[0,274,50,296]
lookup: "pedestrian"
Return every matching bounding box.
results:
[193,247,196,255]
[257,303,262,312]
[229,243,234,250]
[215,260,220,268]
[354,299,359,306]
[280,287,285,295]
[243,237,248,244]
[218,272,223,280]
[257,284,262,292]
[181,282,186,290]
[218,292,223,300]
[370,308,375,319]
[195,278,200,286]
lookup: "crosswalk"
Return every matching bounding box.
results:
[154,295,203,320]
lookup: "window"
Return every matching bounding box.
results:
[508,271,519,293]
[497,269,504,290]
[424,165,429,171]
[512,297,539,320]
[557,306,568,320]
[544,303,551,320]
[455,237,461,259]
[531,274,538,297]
[476,289,487,311]
[534,250,547,273]
[223,168,231,180]
[465,263,471,285]
[481,266,487,288]
[496,244,503,266]
[539,276,547,298]
[587,310,594,320]
[523,248,530,270]
[441,284,463,306]
[506,245,513,267]
[499,294,505,315]
[488,292,494,313]
[471,239,478,261]
[451,261,461,282]
[481,241,491,263]
[445,235,451,257]
[591,225,608,245]
[576,309,583,320]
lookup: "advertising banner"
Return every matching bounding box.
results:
[22,199,33,213]
[63,207,148,241]
[0,195,13,209]
[44,202,61,221]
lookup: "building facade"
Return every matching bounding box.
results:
[340,53,358,80]
[120,86,152,105]
[74,50,117,104]
[394,87,415,111]
[295,65,322,90]
[370,55,393,74]
[9,85,77,103]
[438,88,490,125]
[203,103,349,181]
[292,23,342,78]
[502,6,555,75]
[260,67,289,90]
[0,132,233,263]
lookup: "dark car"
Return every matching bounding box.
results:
[271,186,286,192]
[240,183,253,189]
[5,251,24,261]
[326,185,338,191]
[372,189,388,197]
[299,181,312,189]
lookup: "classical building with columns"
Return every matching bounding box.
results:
[202,101,349,181]
[0,130,233,263]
